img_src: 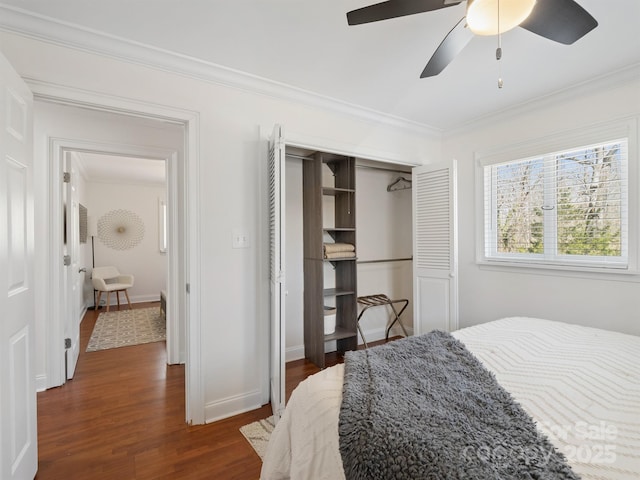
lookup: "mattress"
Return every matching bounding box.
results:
[260,317,640,480]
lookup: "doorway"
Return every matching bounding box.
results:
[30,90,203,424]
[64,149,171,380]
[44,102,182,381]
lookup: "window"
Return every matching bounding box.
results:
[159,198,167,253]
[482,139,629,269]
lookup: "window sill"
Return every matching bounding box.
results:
[476,259,640,283]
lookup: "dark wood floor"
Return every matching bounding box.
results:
[35,303,392,479]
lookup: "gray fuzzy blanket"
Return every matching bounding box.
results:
[338,331,579,480]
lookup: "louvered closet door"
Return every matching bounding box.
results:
[268,124,286,422]
[412,159,458,335]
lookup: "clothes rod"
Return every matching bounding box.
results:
[357,257,413,264]
[356,164,412,175]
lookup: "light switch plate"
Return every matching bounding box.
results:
[232,229,250,249]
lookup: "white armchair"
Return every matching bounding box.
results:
[92,266,134,312]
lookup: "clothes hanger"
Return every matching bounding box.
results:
[387,176,412,192]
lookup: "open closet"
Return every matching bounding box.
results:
[268,125,458,420]
[286,147,414,369]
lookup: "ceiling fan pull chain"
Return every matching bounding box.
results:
[496,0,503,89]
[497,40,503,88]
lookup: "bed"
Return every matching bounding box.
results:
[260,317,640,480]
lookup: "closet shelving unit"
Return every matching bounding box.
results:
[303,152,357,368]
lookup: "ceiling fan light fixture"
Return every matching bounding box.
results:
[466,0,537,36]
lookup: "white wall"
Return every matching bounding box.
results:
[444,70,640,336]
[0,32,440,422]
[284,158,413,361]
[87,181,166,305]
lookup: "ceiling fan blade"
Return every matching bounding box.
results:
[347,0,463,26]
[421,17,474,77]
[519,0,597,45]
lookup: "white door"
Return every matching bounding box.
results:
[0,52,38,479]
[63,152,80,379]
[268,124,286,421]
[412,159,458,335]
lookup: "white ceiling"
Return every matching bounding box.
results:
[1,0,639,131]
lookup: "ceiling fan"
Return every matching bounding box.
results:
[346,0,598,78]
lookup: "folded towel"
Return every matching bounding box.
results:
[325,251,356,259]
[324,242,355,254]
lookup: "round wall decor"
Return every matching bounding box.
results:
[97,209,145,250]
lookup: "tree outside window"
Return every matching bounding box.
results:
[485,140,627,268]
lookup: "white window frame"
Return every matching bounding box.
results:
[475,118,639,277]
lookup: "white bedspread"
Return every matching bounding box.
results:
[260,317,640,480]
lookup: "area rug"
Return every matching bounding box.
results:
[240,416,275,460]
[86,307,166,352]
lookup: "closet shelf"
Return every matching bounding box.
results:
[324,257,357,262]
[324,327,357,342]
[324,288,356,297]
[323,227,355,232]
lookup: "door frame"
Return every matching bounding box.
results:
[31,80,205,424]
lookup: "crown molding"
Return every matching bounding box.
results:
[0,4,441,138]
[444,62,640,139]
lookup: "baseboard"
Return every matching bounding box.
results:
[285,345,305,363]
[36,374,47,392]
[94,293,161,307]
[130,293,162,304]
[204,389,263,424]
